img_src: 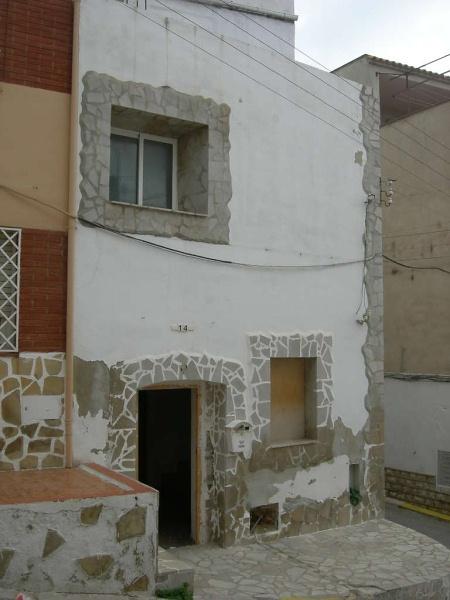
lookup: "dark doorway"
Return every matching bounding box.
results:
[138,388,193,547]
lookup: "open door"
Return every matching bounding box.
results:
[138,387,194,547]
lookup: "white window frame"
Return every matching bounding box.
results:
[110,127,178,211]
[0,227,21,353]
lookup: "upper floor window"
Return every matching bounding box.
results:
[0,227,20,352]
[110,128,177,211]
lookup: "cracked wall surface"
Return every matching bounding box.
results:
[78,71,232,243]
[0,353,65,471]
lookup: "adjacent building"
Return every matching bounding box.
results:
[0,0,72,471]
[336,55,450,515]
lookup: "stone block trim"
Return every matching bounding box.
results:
[79,71,232,244]
[359,84,385,519]
[243,332,372,541]
[106,352,247,545]
[248,331,334,447]
[386,467,450,515]
[0,353,65,471]
[108,351,247,475]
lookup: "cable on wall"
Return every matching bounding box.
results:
[383,254,450,275]
[0,183,374,270]
[146,0,450,185]
[116,1,363,146]
[212,0,450,163]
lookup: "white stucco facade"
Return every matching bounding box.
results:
[71,0,384,545]
[385,377,450,477]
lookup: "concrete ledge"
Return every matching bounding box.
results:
[156,547,194,592]
[0,466,158,596]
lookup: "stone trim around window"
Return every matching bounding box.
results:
[79,71,232,244]
[247,332,334,447]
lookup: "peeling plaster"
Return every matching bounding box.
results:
[245,455,350,508]
[72,410,109,466]
[74,357,110,417]
[354,150,363,165]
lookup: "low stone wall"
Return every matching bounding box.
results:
[0,488,157,595]
[386,467,450,515]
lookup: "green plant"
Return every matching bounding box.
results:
[350,487,362,506]
[156,582,193,600]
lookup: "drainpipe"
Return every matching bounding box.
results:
[65,0,80,468]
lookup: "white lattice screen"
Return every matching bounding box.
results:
[0,227,21,352]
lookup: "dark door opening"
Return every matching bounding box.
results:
[138,388,193,547]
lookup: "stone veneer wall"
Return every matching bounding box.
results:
[78,332,382,546]
[242,331,383,539]
[0,353,65,471]
[386,468,450,515]
[108,352,247,545]
[0,491,157,594]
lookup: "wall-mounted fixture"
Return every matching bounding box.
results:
[356,311,369,326]
[380,178,396,207]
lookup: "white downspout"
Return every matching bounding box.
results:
[65,0,80,468]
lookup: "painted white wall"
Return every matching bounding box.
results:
[385,377,450,476]
[74,0,371,455]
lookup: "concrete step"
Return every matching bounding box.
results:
[156,547,194,593]
[0,593,155,599]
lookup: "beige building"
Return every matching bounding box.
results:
[0,0,72,471]
[335,55,450,513]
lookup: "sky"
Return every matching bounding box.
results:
[293,0,450,74]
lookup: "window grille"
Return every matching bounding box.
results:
[0,227,21,352]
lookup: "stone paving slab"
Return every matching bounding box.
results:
[170,520,450,599]
[157,546,195,592]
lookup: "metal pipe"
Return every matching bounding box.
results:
[65,0,80,468]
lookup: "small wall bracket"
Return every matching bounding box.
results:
[380,177,396,207]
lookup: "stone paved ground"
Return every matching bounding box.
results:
[171,519,450,599]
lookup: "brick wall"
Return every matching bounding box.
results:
[19,229,67,352]
[0,0,73,93]
[386,467,450,515]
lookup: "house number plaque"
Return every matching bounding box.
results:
[170,324,194,333]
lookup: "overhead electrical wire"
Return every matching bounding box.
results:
[212,0,450,165]
[383,227,450,239]
[116,0,362,147]
[0,183,373,270]
[383,254,450,275]
[388,53,450,80]
[3,177,448,276]
[111,2,450,276]
[148,0,365,141]
[382,151,450,199]
[79,217,373,269]
[147,0,450,185]
[5,7,446,275]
